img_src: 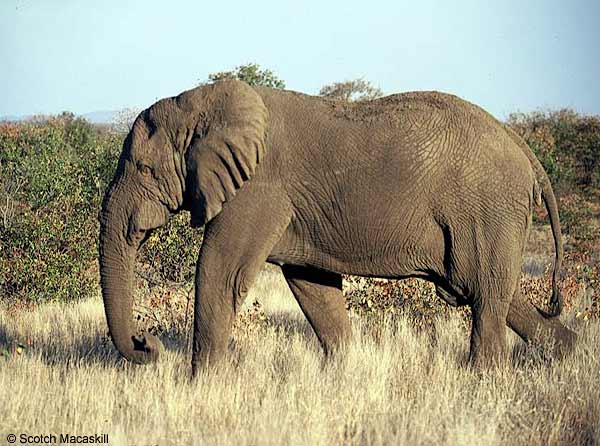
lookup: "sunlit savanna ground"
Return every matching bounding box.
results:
[1,268,599,446]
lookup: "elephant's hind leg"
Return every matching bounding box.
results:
[281,265,352,356]
[507,289,577,358]
[469,287,512,369]
[453,220,525,368]
[466,257,520,369]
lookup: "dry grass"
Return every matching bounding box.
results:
[1,270,599,446]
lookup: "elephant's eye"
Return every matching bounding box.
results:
[137,163,153,177]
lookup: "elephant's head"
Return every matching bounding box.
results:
[99,80,268,364]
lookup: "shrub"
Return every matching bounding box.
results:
[508,109,600,255]
[0,117,121,302]
[507,109,600,191]
[138,212,203,284]
[343,276,469,331]
[559,193,600,247]
[0,117,203,304]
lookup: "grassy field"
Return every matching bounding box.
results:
[1,268,598,446]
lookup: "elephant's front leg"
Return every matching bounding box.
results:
[282,265,352,356]
[191,199,291,375]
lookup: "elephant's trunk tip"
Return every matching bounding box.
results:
[110,331,165,365]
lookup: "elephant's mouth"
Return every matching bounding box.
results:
[126,216,144,247]
[126,225,154,248]
[125,204,169,247]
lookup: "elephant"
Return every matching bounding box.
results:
[99,79,577,374]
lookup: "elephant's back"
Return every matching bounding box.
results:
[327,90,472,124]
[256,86,535,196]
[339,90,537,225]
[257,87,516,158]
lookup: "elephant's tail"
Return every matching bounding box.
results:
[503,124,564,317]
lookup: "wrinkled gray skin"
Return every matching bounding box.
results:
[99,80,576,374]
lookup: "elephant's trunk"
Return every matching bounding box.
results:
[99,188,163,364]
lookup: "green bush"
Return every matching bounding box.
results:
[344,277,467,330]
[507,109,600,192]
[139,212,203,284]
[0,117,121,302]
[0,116,203,304]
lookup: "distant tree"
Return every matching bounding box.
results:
[203,63,286,89]
[319,78,383,102]
[111,107,141,134]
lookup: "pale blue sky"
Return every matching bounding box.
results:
[1,0,599,119]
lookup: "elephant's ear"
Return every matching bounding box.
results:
[183,80,268,227]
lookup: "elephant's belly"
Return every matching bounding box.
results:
[268,211,443,279]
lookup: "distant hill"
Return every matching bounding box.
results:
[80,110,118,124]
[0,114,28,122]
[0,110,119,124]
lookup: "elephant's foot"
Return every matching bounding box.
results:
[191,346,228,378]
[319,317,352,358]
[468,298,510,370]
[322,332,352,359]
[507,290,577,359]
[468,336,509,370]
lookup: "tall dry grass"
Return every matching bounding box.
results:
[1,270,598,446]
